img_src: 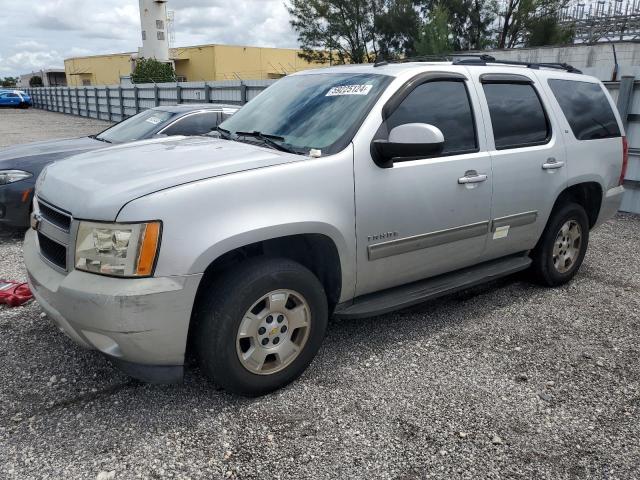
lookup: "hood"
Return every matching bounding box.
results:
[0,137,104,174]
[37,136,302,221]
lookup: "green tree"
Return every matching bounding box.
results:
[29,76,44,87]
[525,12,574,46]
[1,77,18,87]
[131,58,176,84]
[375,0,422,59]
[414,4,452,55]
[287,0,382,64]
[416,0,497,51]
[497,0,571,48]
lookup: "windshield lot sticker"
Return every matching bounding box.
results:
[145,116,163,125]
[326,85,373,96]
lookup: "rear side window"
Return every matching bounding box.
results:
[163,112,225,136]
[483,83,550,149]
[386,80,477,156]
[548,79,621,140]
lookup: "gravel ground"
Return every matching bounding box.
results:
[1,110,640,479]
[0,108,111,148]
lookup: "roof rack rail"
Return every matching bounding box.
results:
[373,55,448,67]
[450,54,582,74]
[373,53,582,74]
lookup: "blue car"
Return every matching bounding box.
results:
[0,89,32,108]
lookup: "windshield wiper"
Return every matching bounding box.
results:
[89,134,112,144]
[234,130,297,154]
[215,126,232,139]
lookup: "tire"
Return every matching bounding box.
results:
[530,202,589,286]
[194,257,328,396]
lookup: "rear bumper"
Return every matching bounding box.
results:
[594,185,625,228]
[24,229,203,382]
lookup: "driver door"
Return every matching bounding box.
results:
[353,73,492,296]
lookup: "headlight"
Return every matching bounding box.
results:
[0,170,32,185]
[75,221,161,277]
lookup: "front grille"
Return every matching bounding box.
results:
[38,200,71,231]
[38,232,67,270]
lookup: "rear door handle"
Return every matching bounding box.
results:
[542,158,565,170]
[458,170,488,184]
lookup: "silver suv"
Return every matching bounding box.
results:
[24,59,627,395]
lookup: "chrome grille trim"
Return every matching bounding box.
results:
[34,196,72,272]
[37,197,72,232]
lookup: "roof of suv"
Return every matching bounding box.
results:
[296,60,588,81]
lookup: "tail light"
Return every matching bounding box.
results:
[620,136,629,186]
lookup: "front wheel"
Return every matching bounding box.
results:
[194,257,328,396]
[530,202,589,286]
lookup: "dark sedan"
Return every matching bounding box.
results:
[0,103,238,227]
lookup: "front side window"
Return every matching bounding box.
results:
[483,83,550,149]
[220,73,393,155]
[96,109,175,143]
[548,79,620,140]
[163,112,228,136]
[386,80,478,155]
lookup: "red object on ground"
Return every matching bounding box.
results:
[0,280,33,307]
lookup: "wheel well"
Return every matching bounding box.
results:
[553,182,602,228]
[195,233,342,312]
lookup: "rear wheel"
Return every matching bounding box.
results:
[530,202,589,286]
[194,257,328,396]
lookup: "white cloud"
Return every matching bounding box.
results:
[0,0,299,77]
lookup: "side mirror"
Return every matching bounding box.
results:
[371,123,445,168]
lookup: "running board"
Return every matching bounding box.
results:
[334,254,532,319]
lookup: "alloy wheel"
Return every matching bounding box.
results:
[236,289,311,375]
[552,220,582,273]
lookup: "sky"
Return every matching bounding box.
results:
[0,0,299,77]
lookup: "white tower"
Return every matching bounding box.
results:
[138,0,170,62]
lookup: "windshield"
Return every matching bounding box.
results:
[219,73,393,155]
[97,109,175,143]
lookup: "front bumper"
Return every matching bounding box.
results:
[24,229,203,383]
[594,185,625,228]
[0,180,34,228]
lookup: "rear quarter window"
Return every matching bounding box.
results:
[548,79,621,140]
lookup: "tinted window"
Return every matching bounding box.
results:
[483,83,549,149]
[163,112,226,136]
[548,79,620,140]
[386,81,477,155]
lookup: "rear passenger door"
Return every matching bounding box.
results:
[468,69,568,259]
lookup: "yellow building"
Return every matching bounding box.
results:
[64,44,327,86]
[65,53,134,87]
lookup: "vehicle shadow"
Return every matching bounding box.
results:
[0,226,28,243]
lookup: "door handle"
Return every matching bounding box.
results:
[458,170,488,184]
[542,158,565,170]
